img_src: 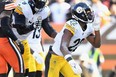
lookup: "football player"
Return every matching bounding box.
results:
[0,1,24,77]
[45,2,101,77]
[11,0,57,77]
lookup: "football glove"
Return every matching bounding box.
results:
[32,51,44,64]
[15,39,24,54]
[64,54,82,74]
[92,14,101,31]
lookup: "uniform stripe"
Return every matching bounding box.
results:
[65,23,75,35]
[45,51,51,77]
[15,6,23,14]
[8,38,24,73]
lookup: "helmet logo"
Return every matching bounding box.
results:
[76,7,83,13]
[37,16,42,20]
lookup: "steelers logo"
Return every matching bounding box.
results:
[76,7,83,13]
[37,16,42,21]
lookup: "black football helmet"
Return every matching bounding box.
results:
[71,2,94,23]
[33,0,47,9]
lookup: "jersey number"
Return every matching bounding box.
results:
[32,29,41,39]
[68,38,84,52]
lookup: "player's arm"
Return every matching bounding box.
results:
[1,16,24,54]
[1,16,18,41]
[42,17,57,38]
[12,12,34,35]
[0,2,16,13]
[60,28,82,74]
[87,15,101,48]
[60,29,73,55]
[87,31,101,48]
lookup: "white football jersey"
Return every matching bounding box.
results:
[52,19,94,56]
[12,0,50,52]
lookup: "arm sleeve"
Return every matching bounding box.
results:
[1,16,18,41]
[12,12,34,35]
[42,17,57,38]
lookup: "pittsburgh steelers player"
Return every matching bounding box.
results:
[11,0,57,77]
[45,2,101,77]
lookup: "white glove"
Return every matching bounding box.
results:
[92,14,101,31]
[32,51,44,64]
[64,54,82,74]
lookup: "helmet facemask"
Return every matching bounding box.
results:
[84,9,94,23]
[33,0,46,11]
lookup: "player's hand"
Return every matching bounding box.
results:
[64,54,82,74]
[32,51,44,64]
[33,21,39,28]
[92,14,101,31]
[5,3,17,10]
[15,39,24,54]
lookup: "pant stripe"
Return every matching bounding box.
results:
[8,38,24,73]
[45,52,51,77]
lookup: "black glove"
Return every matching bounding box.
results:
[15,40,24,54]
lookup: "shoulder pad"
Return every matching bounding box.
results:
[64,19,78,35]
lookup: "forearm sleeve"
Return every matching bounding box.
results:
[42,18,57,38]
[1,16,18,41]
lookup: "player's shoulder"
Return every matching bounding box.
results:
[66,18,79,28]
[37,6,51,19]
[64,19,79,35]
[14,0,29,14]
[42,6,50,13]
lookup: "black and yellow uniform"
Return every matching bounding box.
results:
[11,0,57,77]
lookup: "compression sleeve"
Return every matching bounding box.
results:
[42,17,57,38]
[1,16,18,41]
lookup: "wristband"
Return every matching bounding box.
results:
[64,54,73,61]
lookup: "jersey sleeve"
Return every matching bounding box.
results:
[41,6,51,20]
[14,5,23,14]
[64,20,77,35]
[14,0,29,15]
